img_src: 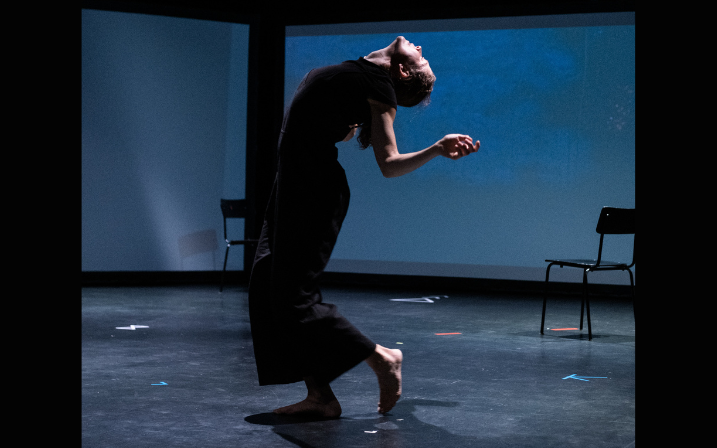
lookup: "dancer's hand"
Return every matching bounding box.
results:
[342,124,359,142]
[437,134,480,160]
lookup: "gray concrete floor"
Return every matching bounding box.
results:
[81,284,635,447]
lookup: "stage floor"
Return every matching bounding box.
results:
[81,284,635,447]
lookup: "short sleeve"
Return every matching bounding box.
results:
[357,57,397,109]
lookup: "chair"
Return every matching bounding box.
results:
[220,199,259,292]
[540,207,635,340]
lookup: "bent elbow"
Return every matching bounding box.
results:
[374,145,403,178]
[379,163,400,178]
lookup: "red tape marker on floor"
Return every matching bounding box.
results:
[550,328,579,331]
[435,332,462,335]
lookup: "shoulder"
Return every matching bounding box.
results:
[367,98,396,121]
[357,59,397,109]
[367,97,395,111]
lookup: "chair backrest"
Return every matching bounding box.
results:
[221,199,248,219]
[594,206,635,267]
[221,199,248,241]
[595,207,635,235]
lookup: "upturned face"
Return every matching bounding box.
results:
[391,36,432,78]
[394,36,428,65]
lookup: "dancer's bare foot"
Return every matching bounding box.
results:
[273,377,342,419]
[365,344,403,414]
[273,396,342,418]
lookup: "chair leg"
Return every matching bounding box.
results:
[541,264,553,335]
[628,268,635,322]
[220,245,230,292]
[579,271,585,330]
[584,269,592,340]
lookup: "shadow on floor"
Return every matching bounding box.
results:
[245,398,478,448]
[512,331,635,344]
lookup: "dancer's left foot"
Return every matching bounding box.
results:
[365,344,403,414]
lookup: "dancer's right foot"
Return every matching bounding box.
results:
[273,376,342,419]
[365,344,403,414]
[273,396,342,419]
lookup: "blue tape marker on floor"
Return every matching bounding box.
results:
[151,382,168,385]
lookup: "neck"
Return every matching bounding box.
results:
[363,49,391,71]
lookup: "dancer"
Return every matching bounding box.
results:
[248,36,479,418]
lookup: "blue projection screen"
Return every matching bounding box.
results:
[285,13,635,284]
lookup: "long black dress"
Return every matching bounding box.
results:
[248,58,398,386]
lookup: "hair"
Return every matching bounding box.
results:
[394,64,436,108]
[357,64,436,150]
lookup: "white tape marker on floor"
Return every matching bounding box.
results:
[562,374,608,381]
[115,325,149,330]
[390,295,448,303]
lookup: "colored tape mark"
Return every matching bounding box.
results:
[151,382,168,385]
[364,430,378,434]
[550,328,579,331]
[435,332,461,335]
[116,325,150,330]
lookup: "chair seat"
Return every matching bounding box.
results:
[545,258,627,268]
[227,239,259,246]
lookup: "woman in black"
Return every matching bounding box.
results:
[248,36,479,418]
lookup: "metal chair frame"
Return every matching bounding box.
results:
[540,207,635,340]
[220,199,258,292]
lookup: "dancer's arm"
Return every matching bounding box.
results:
[368,98,479,178]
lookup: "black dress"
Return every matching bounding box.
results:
[248,58,398,386]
